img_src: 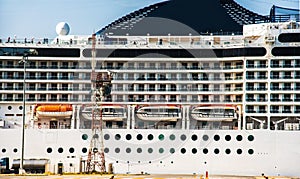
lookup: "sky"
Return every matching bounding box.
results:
[0,0,299,39]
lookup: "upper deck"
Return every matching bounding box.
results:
[1,21,299,55]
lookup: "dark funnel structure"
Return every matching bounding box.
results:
[96,0,278,36]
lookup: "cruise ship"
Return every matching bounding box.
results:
[1,0,300,177]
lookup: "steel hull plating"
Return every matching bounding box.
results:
[0,129,299,176]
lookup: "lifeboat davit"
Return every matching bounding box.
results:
[35,105,73,118]
[190,105,237,121]
[136,105,181,121]
[81,105,126,121]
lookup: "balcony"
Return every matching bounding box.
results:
[270,110,279,113]
[282,110,292,113]
[256,87,267,91]
[38,66,47,69]
[257,76,267,80]
[282,98,292,102]
[283,64,293,68]
[282,87,292,91]
[246,98,255,102]
[246,76,255,80]
[271,87,280,90]
[270,98,280,102]
[38,98,47,101]
[271,64,280,68]
[271,75,279,79]
[246,87,255,91]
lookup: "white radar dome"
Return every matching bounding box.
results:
[56,22,70,36]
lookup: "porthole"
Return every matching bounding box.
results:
[192,148,197,154]
[148,148,153,154]
[191,134,198,141]
[47,147,52,153]
[236,135,243,141]
[8,106,12,110]
[147,134,154,140]
[104,148,109,153]
[82,134,88,140]
[158,134,164,141]
[19,106,23,110]
[171,161,174,164]
[248,135,254,141]
[237,149,242,154]
[115,134,121,140]
[169,134,176,140]
[149,161,152,163]
[180,134,187,141]
[82,147,87,153]
[137,148,142,153]
[93,148,98,153]
[225,135,231,141]
[13,148,18,153]
[104,134,110,140]
[214,135,220,141]
[2,148,6,153]
[93,134,99,139]
[69,147,75,153]
[58,147,63,153]
[126,134,132,140]
[225,149,231,154]
[126,148,131,153]
[115,148,120,153]
[170,148,175,154]
[202,135,209,141]
[214,148,219,154]
[203,148,208,154]
[248,149,254,155]
[136,134,143,140]
[159,148,164,154]
[160,161,162,164]
[180,148,186,154]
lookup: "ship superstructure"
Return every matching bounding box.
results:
[0,0,300,177]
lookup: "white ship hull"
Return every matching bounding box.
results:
[0,129,299,176]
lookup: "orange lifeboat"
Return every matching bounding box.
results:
[36,105,73,118]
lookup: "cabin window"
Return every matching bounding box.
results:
[248,149,254,155]
[125,148,131,153]
[170,148,175,154]
[237,149,242,154]
[225,149,231,154]
[180,148,186,154]
[115,148,120,153]
[203,148,208,154]
[192,148,197,154]
[46,148,52,153]
[82,148,87,153]
[214,148,220,154]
